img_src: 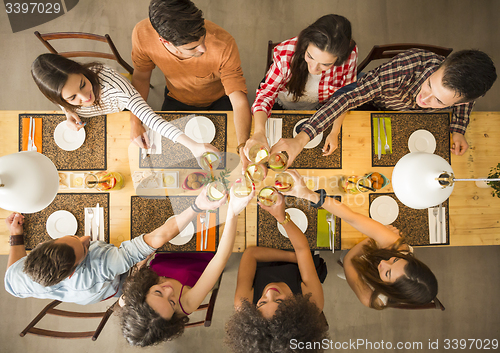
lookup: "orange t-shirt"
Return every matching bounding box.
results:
[132,19,247,107]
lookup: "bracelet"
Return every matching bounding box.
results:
[310,189,327,208]
[9,234,24,246]
[236,143,246,155]
[278,212,291,226]
[191,203,204,213]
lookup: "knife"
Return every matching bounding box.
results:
[329,215,335,253]
[377,118,381,160]
[95,203,100,242]
[204,210,209,250]
[438,203,443,243]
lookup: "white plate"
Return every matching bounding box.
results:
[46,210,78,239]
[293,118,323,149]
[168,216,195,245]
[277,208,308,238]
[370,196,399,225]
[408,129,436,153]
[184,116,216,143]
[54,121,86,151]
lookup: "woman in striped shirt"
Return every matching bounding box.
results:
[31,53,218,157]
[244,14,358,159]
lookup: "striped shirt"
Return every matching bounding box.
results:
[252,37,358,116]
[299,49,474,140]
[69,66,183,142]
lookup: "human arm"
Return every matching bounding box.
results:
[259,194,324,310]
[242,110,269,163]
[449,102,473,155]
[62,108,85,131]
[234,246,297,309]
[183,186,255,312]
[322,112,347,156]
[6,213,26,269]
[131,69,153,102]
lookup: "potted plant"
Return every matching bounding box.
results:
[487,163,500,198]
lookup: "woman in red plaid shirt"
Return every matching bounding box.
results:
[244,14,358,160]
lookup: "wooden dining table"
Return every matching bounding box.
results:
[1,110,499,255]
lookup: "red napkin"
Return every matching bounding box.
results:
[21,117,43,153]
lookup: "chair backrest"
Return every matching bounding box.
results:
[265,40,281,74]
[357,44,453,72]
[34,31,134,75]
[20,299,119,340]
[185,272,223,328]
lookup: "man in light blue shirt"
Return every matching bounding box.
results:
[4,189,225,305]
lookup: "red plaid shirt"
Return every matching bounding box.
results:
[252,37,358,116]
[300,49,474,140]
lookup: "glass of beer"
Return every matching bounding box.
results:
[258,186,279,206]
[274,172,294,192]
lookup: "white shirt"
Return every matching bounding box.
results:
[277,73,322,110]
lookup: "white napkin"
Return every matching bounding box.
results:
[428,207,446,244]
[266,118,283,147]
[85,207,105,242]
[142,129,162,157]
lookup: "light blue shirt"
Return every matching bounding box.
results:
[4,235,155,305]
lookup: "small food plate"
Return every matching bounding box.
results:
[408,129,436,153]
[277,208,308,238]
[69,173,86,189]
[46,210,78,239]
[167,216,195,245]
[58,172,70,189]
[370,196,399,225]
[161,171,179,188]
[184,116,216,144]
[133,171,179,189]
[53,121,86,151]
[182,172,207,190]
[365,172,390,191]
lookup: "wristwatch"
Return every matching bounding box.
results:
[310,189,327,208]
[278,212,291,226]
[236,143,246,155]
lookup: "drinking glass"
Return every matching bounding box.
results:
[274,172,294,192]
[248,143,270,163]
[268,152,288,171]
[200,152,220,171]
[94,171,124,191]
[233,178,253,198]
[258,186,279,206]
[207,181,226,201]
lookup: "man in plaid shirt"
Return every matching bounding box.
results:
[272,49,496,164]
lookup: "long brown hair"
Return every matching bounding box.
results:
[352,238,438,310]
[31,53,102,113]
[286,14,355,102]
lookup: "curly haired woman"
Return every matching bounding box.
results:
[225,193,328,353]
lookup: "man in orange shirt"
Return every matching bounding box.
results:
[131,0,251,163]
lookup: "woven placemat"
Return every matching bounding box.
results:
[22,193,109,250]
[18,114,106,171]
[130,195,219,252]
[371,112,451,167]
[369,193,449,246]
[257,195,341,250]
[138,113,227,169]
[272,113,340,169]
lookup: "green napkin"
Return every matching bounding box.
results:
[372,117,392,155]
[317,209,333,248]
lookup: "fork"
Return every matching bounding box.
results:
[382,118,389,153]
[87,208,94,241]
[432,207,439,242]
[31,118,38,152]
[149,130,156,154]
[199,213,206,251]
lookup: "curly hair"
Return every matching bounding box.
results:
[352,238,438,310]
[225,294,329,353]
[31,54,102,113]
[119,266,189,347]
[286,14,355,102]
[149,0,206,46]
[23,239,76,287]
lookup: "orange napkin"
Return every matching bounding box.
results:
[21,117,43,153]
[196,212,217,252]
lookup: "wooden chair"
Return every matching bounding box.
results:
[336,260,445,310]
[185,272,223,328]
[20,299,118,340]
[34,31,134,75]
[357,43,453,72]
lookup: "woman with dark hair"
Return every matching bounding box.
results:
[119,184,254,347]
[225,193,328,353]
[31,53,217,156]
[245,14,357,158]
[283,170,438,309]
